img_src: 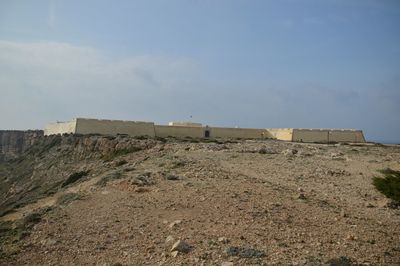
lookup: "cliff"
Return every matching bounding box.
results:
[0,130,43,161]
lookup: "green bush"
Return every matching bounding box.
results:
[61,170,89,188]
[373,168,400,202]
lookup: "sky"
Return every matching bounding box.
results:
[0,0,399,143]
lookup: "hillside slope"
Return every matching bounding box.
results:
[0,135,399,265]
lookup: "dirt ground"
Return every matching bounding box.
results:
[1,137,399,265]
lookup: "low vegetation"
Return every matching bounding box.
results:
[373,168,400,204]
[0,207,53,256]
[102,147,143,161]
[61,171,89,188]
[56,193,82,205]
[96,170,123,187]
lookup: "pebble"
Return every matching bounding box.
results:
[218,237,229,244]
[171,240,191,253]
[165,235,174,244]
[168,220,182,228]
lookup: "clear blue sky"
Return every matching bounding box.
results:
[0,0,399,142]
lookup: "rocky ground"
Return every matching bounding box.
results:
[0,135,399,265]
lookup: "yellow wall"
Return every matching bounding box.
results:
[329,130,365,143]
[209,127,272,139]
[292,129,329,143]
[75,118,156,137]
[266,128,293,141]
[292,129,366,143]
[154,125,204,138]
[44,118,366,143]
[44,120,77,136]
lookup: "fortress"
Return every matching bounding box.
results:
[44,118,366,143]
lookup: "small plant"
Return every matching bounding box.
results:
[326,256,353,266]
[115,160,128,167]
[96,170,123,187]
[130,173,155,186]
[225,246,265,258]
[102,147,142,161]
[373,168,400,203]
[61,170,89,188]
[165,174,180,181]
[56,193,82,205]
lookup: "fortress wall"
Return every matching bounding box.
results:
[266,128,294,141]
[329,130,366,143]
[292,129,329,143]
[75,118,156,137]
[44,120,77,136]
[209,127,272,139]
[292,129,366,143]
[154,125,204,138]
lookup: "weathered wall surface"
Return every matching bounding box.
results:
[292,129,366,143]
[44,120,77,136]
[0,130,43,161]
[329,130,366,143]
[209,127,272,139]
[266,128,294,141]
[75,118,156,137]
[293,129,329,143]
[155,125,204,138]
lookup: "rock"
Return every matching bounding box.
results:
[221,262,234,266]
[298,193,307,200]
[226,246,265,258]
[340,209,347,218]
[171,240,191,253]
[258,146,277,154]
[165,235,174,244]
[0,130,43,161]
[130,173,155,186]
[282,149,298,156]
[134,187,150,193]
[166,174,180,181]
[168,220,182,228]
[218,237,229,244]
[346,234,357,241]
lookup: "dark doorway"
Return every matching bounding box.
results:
[204,130,210,138]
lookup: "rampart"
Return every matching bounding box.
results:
[292,129,366,143]
[209,127,272,139]
[75,118,155,137]
[44,118,366,143]
[155,125,203,138]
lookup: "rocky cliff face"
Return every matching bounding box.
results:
[0,130,43,161]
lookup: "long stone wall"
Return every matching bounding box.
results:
[75,118,156,137]
[44,120,77,136]
[154,125,204,138]
[292,129,365,143]
[210,127,272,139]
[266,128,293,141]
[43,118,366,143]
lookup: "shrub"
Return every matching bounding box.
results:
[56,193,82,205]
[96,170,123,187]
[373,168,400,202]
[115,160,128,167]
[326,256,353,266]
[61,170,89,188]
